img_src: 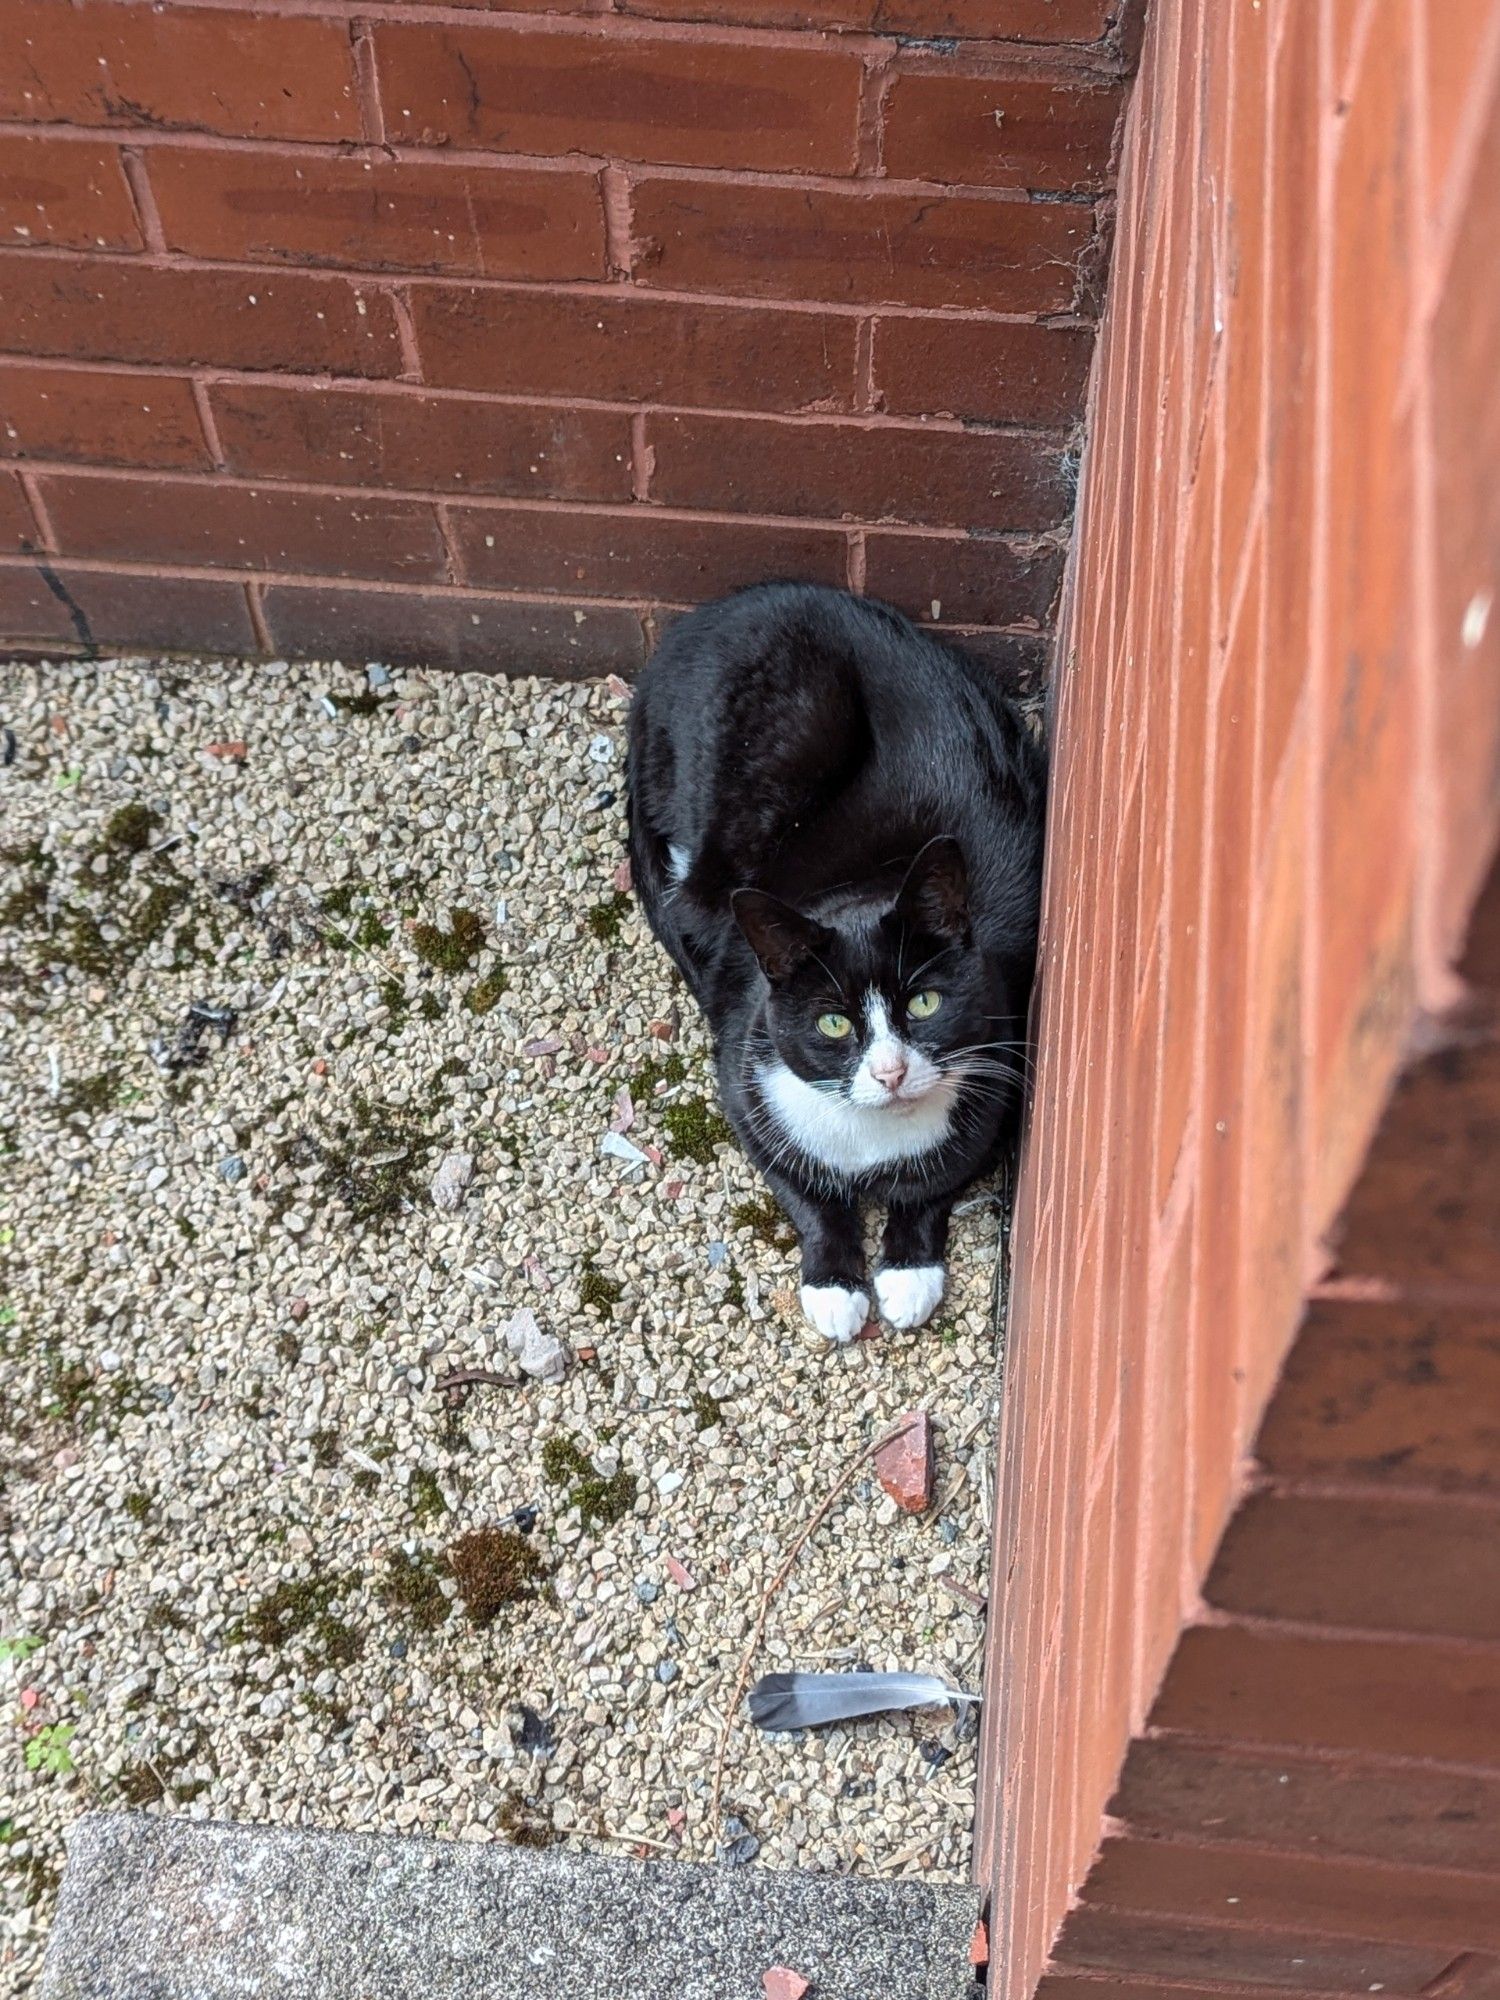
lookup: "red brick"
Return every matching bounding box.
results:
[1055,1905,1452,1994]
[0,471,39,552]
[616,0,1114,36]
[260,583,646,677]
[0,562,257,655]
[0,560,74,644]
[631,178,1093,311]
[1114,1734,1500,1877]
[145,149,606,281]
[1333,1036,1500,1287]
[0,364,209,471]
[1083,1834,1500,1950]
[450,505,847,601]
[1154,1623,1500,1768]
[376,23,862,174]
[647,414,1069,531]
[0,2,359,142]
[0,257,404,378]
[1430,74,1500,965]
[882,67,1123,193]
[1207,1489,1500,1643]
[933,626,1048,693]
[863,530,1062,628]
[410,284,857,413]
[872,315,1092,426]
[0,135,140,252]
[1256,1300,1500,1495]
[211,384,631,503]
[39,473,447,583]
[1423,0,1498,214]
[875,1411,934,1513]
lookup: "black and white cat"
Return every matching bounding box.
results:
[626,583,1045,1343]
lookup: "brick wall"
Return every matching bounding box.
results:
[978,1,1500,1991]
[0,0,1137,678]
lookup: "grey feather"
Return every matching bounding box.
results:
[747,1671,981,1733]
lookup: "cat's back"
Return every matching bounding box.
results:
[628,582,1042,925]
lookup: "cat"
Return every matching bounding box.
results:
[626,582,1045,1343]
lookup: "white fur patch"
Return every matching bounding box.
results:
[800,1283,870,1344]
[875,1263,946,1329]
[667,844,692,884]
[759,1060,957,1179]
[849,990,944,1110]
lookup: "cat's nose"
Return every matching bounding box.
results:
[869,1054,908,1094]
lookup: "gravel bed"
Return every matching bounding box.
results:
[0,658,1003,1991]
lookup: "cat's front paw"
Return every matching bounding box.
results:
[800,1283,870,1344]
[874,1263,946,1329]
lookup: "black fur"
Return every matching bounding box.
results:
[626,583,1046,1322]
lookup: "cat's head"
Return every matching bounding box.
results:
[731,837,1012,1114]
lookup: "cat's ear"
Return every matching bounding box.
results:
[731,889,829,983]
[896,836,969,942]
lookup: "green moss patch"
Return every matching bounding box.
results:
[411,908,485,974]
[379,1549,451,1634]
[585,891,631,944]
[660,1095,732,1165]
[540,1434,637,1531]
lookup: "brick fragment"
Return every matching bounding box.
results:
[875,1412,934,1513]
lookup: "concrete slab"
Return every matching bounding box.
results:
[40,1814,984,2000]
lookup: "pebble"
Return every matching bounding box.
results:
[0,656,1001,1985]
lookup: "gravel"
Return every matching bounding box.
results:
[0,657,1004,1994]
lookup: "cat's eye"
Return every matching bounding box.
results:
[816,1011,853,1040]
[908,990,942,1020]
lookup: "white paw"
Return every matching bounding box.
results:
[800,1284,870,1344]
[875,1263,946,1329]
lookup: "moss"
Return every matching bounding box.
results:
[540,1433,638,1532]
[332,688,389,718]
[541,1434,591,1489]
[378,976,408,1029]
[465,971,507,1015]
[55,1069,121,1120]
[122,1489,153,1525]
[275,1092,434,1228]
[688,1389,724,1432]
[378,1549,451,1635]
[578,1260,623,1313]
[723,1265,746,1310]
[445,1527,547,1629]
[351,1469,379,1497]
[585,891,631,944]
[275,1329,300,1364]
[631,1051,687,1097]
[43,1359,93,1425]
[59,909,114,976]
[730,1194,796,1250]
[353,910,391,950]
[116,1763,165,1807]
[99,803,160,858]
[0,876,48,928]
[321,883,357,920]
[133,879,189,948]
[409,1468,447,1524]
[418,991,445,1023]
[234,1567,364,1669]
[496,1793,553,1849]
[411,908,485,974]
[310,1428,340,1470]
[661,1095,732,1165]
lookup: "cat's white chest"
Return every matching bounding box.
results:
[756,1061,956,1179]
